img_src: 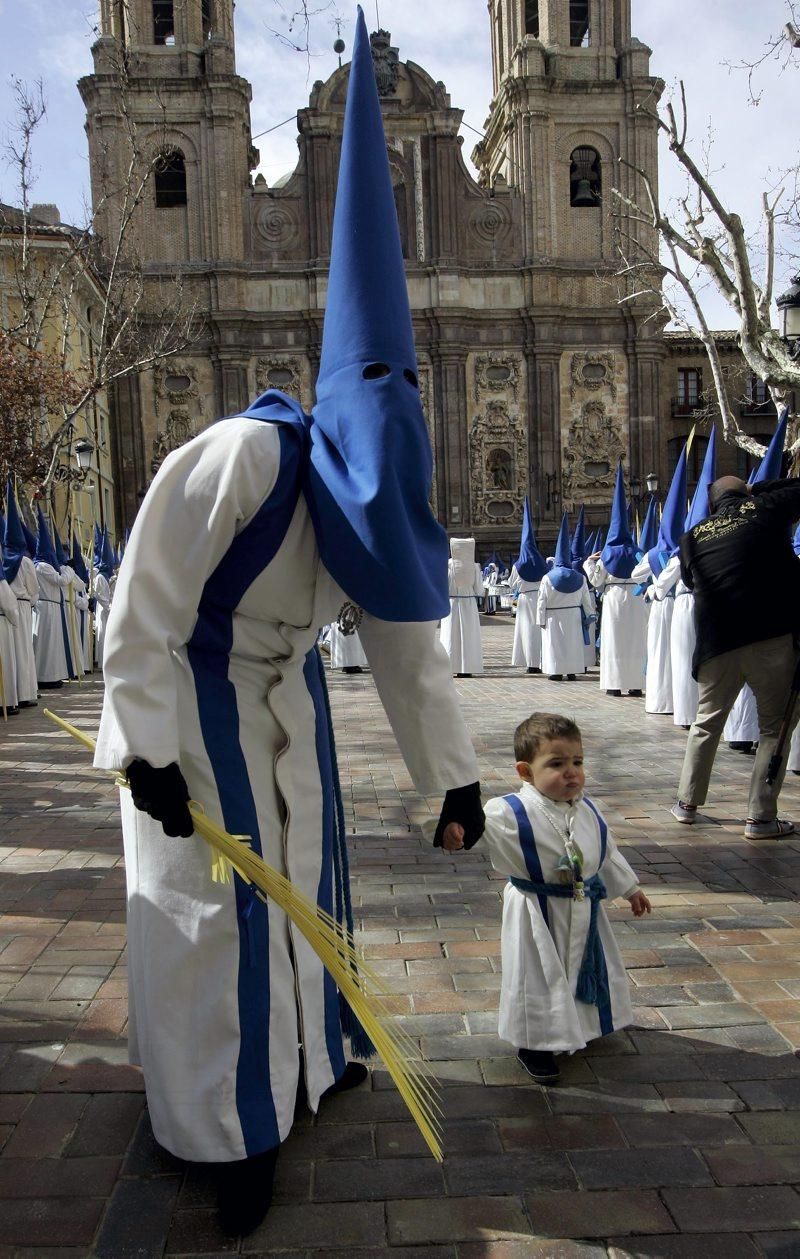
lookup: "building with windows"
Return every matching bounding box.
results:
[0,202,116,543]
[78,0,778,551]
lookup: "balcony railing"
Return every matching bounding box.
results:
[671,397,704,417]
[739,398,777,419]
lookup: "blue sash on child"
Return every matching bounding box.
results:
[502,793,614,1035]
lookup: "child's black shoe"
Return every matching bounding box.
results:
[517,1048,560,1083]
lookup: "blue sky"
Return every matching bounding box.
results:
[0,1,797,326]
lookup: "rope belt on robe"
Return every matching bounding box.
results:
[508,872,612,1021]
[544,603,582,614]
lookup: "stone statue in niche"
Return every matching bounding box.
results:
[473,352,520,404]
[469,399,527,525]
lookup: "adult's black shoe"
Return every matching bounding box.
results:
[566,673,576,681]
[18,700,38,707]
[216,1146,279,1238]
[517,1047,560,1084]
[342,665,363,674]
[549,674,563,681]
[39,680,63,690]
[729,741,754,753]
[320,1061,368,1100]
[606,689,622,696]
[628,689,643,697]
[5,705,20,716]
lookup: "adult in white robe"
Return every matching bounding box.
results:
[483,783,638,1052]
[509,565,541,671]
[6,555,39,706]
[724,684,759,747]
[631,554,673,715]
[328,621,368,670]
[32,555,68,689]
[59,562,84,681]
[657,555,698,727]
[95,416,479,1165]
[584,556,648,694]
[537,575,594,678]
[439,537,484,675]
[91,570,112,668]
[0,564,19,712]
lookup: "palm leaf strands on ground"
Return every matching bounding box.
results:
[43,707,444,1160]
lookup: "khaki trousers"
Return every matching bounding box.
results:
[677,633,800,822]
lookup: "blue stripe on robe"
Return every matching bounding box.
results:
[502,793,549,926]
[187,423,304,1155]
[303,646,348,1081]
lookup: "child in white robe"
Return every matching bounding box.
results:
[443,712,651,1083]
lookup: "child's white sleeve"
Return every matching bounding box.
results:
[601,832,640,901]
[483,796,534,880]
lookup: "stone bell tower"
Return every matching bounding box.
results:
[474,0,665,515]
[80,0,256,266]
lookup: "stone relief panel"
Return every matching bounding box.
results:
[253,355,313,411]
[416,358,438,516]
[560,350,629,507]
[151,362,204,474]
[468,351,527,525]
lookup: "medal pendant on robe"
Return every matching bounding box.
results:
[573,880,585,902]
[337,601,363,636]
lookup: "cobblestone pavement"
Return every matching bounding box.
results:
[1,614,800,1257]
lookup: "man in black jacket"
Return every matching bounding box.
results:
[672,474,800,839]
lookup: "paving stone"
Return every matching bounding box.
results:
[64,1092,145,1156]
[525,1188,676,1237]
[376,1118,501,1157]
[313,1155,444,1200]
[661,1185,800,1231]
[245,1201,386,1250]
[94,1175,183,1258]
[444,1150,576,1195]
[387,1195,528,1245]
[459,1244,606,1259]
[735,1113,800,1144]
[568,1146,713,1189]
[0,1154,121,1197]
[615,1113,752,1147]
[0,1196,105,1247]
[1,1092,87,1157]
[757,1233,800,1257]
[607,1237,760,1258]
[701,1144,800,1185]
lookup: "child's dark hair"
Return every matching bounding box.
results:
[514,712,582,763]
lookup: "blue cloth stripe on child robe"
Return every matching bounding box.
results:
[503,792,549,925]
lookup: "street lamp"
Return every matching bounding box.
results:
[629,473,642,507]
[777,276,800,359]
[74,438,94,475]
[646,471,659,496]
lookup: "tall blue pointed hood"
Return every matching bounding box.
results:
[301,7,447,621]
[638,495,659,555]
[600,461,638,578]
[2,479,26,584]
[549,511,583,593]
[570,506,586,572]
[794,522,800,557]
[752,407,788,484]
[685,427,717,530]
[97,526,116,580]
[515,496,548,582]
[71,533,89,585]
[648,445,687,577]
[21,520,36,559]
[35,506,59,569]
[54,530,70,570]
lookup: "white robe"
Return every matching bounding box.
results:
[483,783,638,1053]
[95,415,479,1163]
[723,684,759,744]
[536,574,593,677]
[788,722,800,773]
[584,558,648,693]
[60,564,84,680]
[92,572,112,668]
[631,556,673,715]
[8,556,39,704]
[32,562,68,685]
[328,622,368,669]
[656,556,698,728]
[439,557,484,675]
[0,574,19,709]
[73,575,90,671]
[509,567,541,669]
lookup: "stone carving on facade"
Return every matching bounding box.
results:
[561,400,626,504]
[569,351,617,400]
[255,202,299,248]
[469,399,527,524]
[152,362,200,418]
[473,352,520,404]
[469,200,511,247]
[151,408,198,475]
[370,30,400,97]
[417,361,438,515]
[254,355,303,401]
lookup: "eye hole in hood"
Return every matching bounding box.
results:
[362,362,391,380]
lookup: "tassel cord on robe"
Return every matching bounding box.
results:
[508,873,611,1013]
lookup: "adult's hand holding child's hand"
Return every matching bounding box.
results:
[441,822,465,852]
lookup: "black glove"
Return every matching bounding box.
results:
[433,781,485,850]
[88,597,97,613]
[126,759,194,838]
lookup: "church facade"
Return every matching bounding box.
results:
[81,0,669,550]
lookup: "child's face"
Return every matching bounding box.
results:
[517,737,585,802]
